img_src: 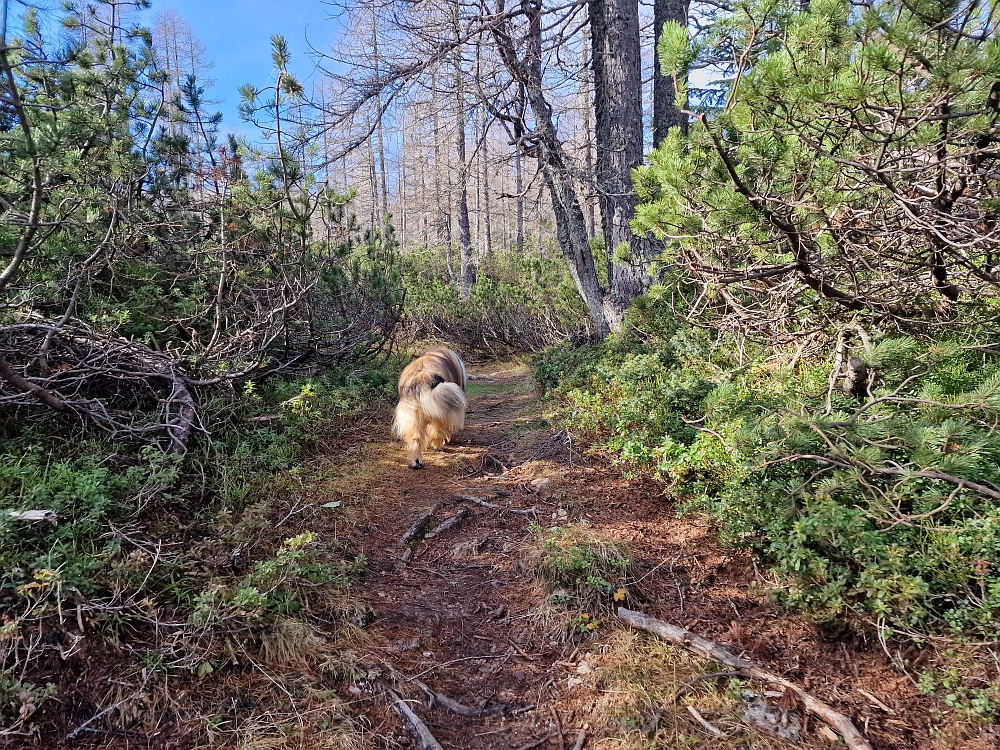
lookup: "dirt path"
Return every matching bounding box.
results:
[295,360,942,750]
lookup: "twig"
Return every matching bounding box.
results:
[62,672,151,744]
[686,705,725,737]
[455,493,539,516]
[389,689,445,750]
[618,608,874,750]
[571,729,586,750]
[551,706,565,750]
[513,733,556,750]
[424,506,470,538]
[858,688,895,715]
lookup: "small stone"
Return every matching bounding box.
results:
[567,676,584,689]
[576,661,592,675]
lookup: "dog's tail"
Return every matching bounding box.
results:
[392,381,468,439]
[419,381,467,433]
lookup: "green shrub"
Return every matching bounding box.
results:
[537,327,1000,636]
[401,246,589,354]
[531,523,632,606]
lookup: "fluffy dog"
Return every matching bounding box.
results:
[393,347,468,469]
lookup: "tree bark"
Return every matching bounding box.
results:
[652,0,689,144]
[589,0,650,329]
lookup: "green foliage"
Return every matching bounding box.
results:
[918,649,1000,725]
[538,327,1000,637]
[636,0,1000,330]
[401,245,589,354]
[189,532,365,627]
[532,523,632,606]
[535,332,714,471]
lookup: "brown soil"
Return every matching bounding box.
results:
[286,361,961,750]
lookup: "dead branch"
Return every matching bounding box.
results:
[455,493,539,516]
[413,679,501,717]
[686,705,725,737]
[424,506,470,538]
[617,608,874,750]
[389,690,445,750]
[401,507,438,545]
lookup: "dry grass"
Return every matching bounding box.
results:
[590,629,837,749]
[259,619,331,669]
[531,522,633,608]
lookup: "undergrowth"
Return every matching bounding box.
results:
[0,364,396,742]
[401,244,590,355]
[534,301,1000,729]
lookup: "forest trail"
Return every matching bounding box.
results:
[289,360,935,750]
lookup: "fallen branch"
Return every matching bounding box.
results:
[455,493,539,516]
[425,506,470,539]
[401,507,438,545]
[571,729,586,750]
[687,705,725,737]
[414,679,501,717]
[389,690,445,750]
[617,608,873,750]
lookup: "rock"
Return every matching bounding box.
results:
[453,537,486,557]
[741,691,802,742]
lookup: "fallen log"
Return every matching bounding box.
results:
[401,508,438,545]
[617,607,873,750]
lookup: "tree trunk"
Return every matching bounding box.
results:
[499,2,608,335]
[653,0,689,144]
[515,146,525,255]
[453,19,476,296]
[589,0,650,329]
[581,26,597,237]
[371,13,390,223]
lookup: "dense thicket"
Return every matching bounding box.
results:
[0,5,402,450]
[0,3,403,739]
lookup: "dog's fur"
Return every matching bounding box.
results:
[393,347,468,469]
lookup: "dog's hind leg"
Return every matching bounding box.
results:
[425,420,449,451]
[394,399,426,469]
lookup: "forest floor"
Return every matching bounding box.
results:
[42,359,993,749]
[256,359,965,750]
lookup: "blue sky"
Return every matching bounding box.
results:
[140,0,346,134]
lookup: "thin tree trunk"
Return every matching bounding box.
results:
[453,21,475,296]
[581,26,596,237]
[652,0,689,144]
[515,147,525,255]
[482,117,493,259]
[371,12,389,223]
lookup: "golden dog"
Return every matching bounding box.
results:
[393,347,468,469]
